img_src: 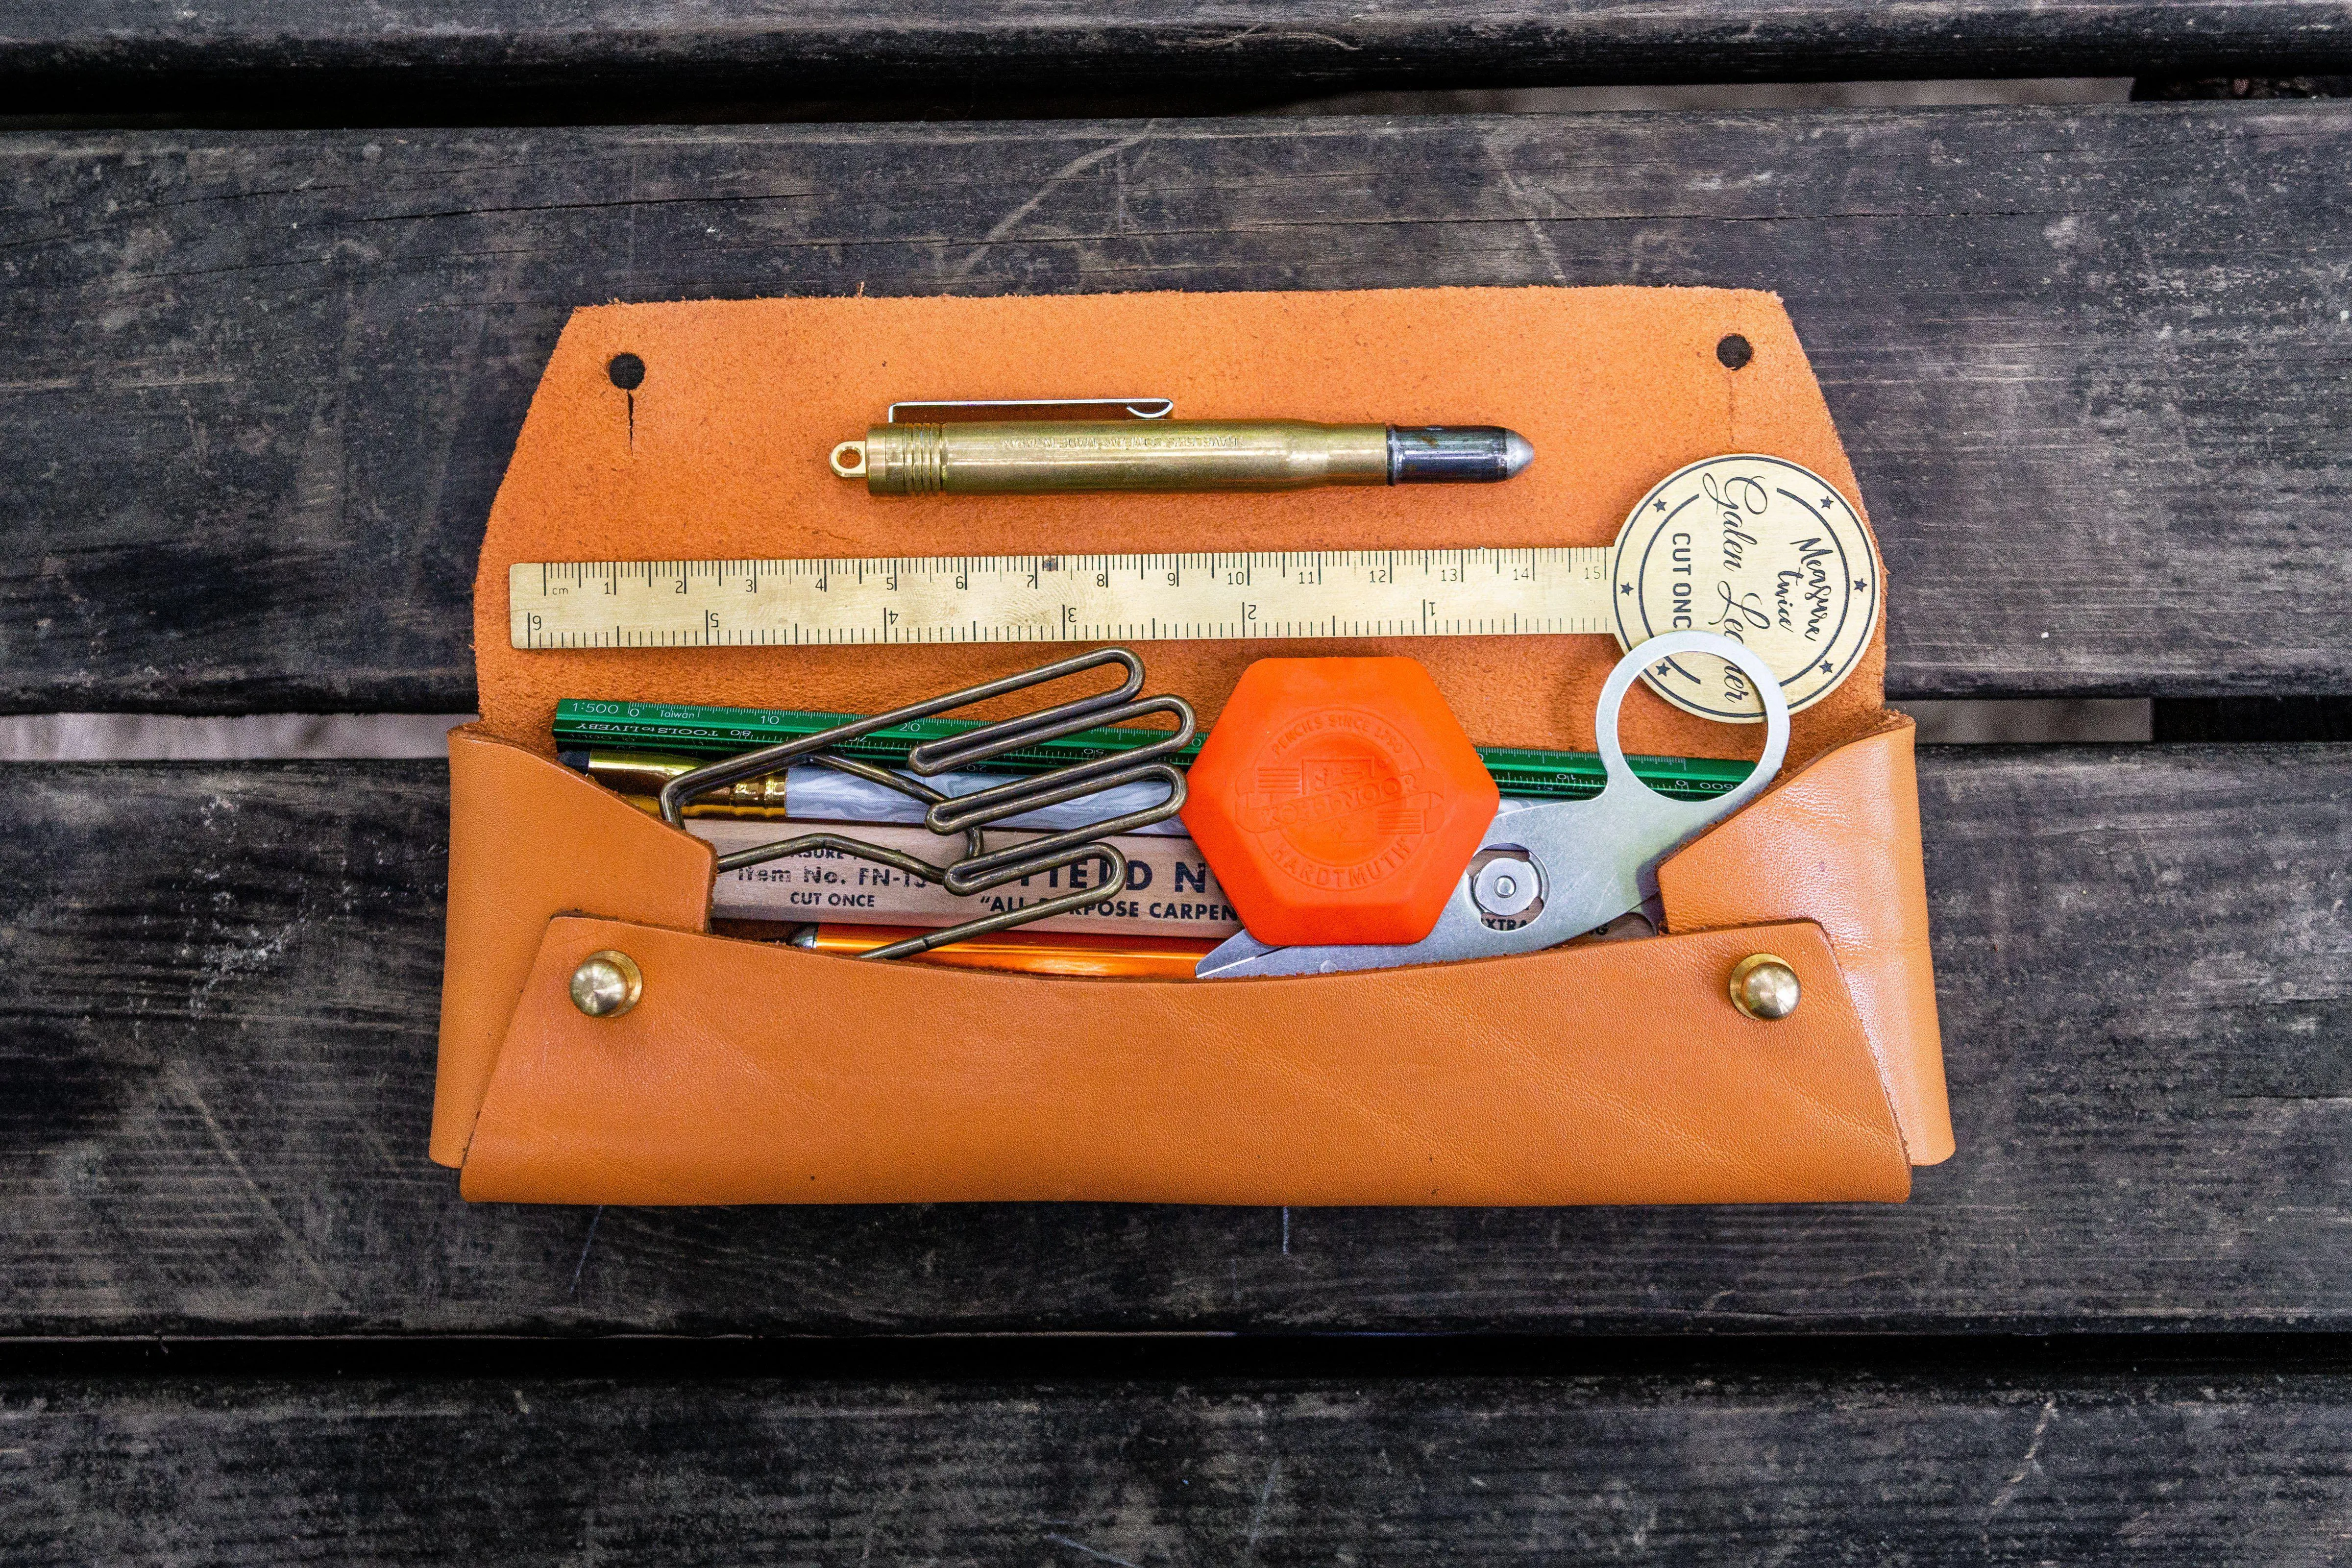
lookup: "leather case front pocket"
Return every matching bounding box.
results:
[433,715,1949,1203]
[464,911,1908,1205]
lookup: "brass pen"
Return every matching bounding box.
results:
[829,396,1532,496]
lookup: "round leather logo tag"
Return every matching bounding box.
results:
[1610,454,1880,722]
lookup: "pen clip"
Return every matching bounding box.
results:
[886,396,1175,424]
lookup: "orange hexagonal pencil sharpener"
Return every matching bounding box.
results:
[1180,657,1501,947]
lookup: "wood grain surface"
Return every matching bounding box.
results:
[5,104,2350,714]
[7,71,2349,1557]
[5,0,2348,105]
[7,1364,2352,1565]
[3,744,2345,1336]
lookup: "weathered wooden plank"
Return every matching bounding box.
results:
[1,743,2346,1335]
[4,105,2350,712]
[5,0,2350,109]
[7,1365,2352,1564]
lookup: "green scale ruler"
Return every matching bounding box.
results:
[552,698,1756,804]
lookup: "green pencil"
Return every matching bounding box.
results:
[555,697,1755,804]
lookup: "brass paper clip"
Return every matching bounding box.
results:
[658,648,1193,960]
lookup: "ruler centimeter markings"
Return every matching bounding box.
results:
[501,457,1884,722]
[509,549,1617,651]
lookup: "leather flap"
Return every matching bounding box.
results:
[1659,710,1952,1164]
[430,723,714,1168]
[473,287,1887,767]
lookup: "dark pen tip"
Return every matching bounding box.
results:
[1387,425,1537,484]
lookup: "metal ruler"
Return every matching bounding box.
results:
[504,456,1883,721]
[510,549,1615,651]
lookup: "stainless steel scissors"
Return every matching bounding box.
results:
[1193,630,1790,979]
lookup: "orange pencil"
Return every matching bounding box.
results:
[712,921,1216,980]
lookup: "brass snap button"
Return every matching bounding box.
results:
[569,950,643,1018]
[1729,953,1800,1021]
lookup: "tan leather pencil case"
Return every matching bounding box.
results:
[432,286,1954,1204]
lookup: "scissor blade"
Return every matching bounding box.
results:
[1193,930,1285,978]
[1193,891,1517,980]
[1192,929,1465,980]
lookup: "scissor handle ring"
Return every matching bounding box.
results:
[1594,631,1790,819]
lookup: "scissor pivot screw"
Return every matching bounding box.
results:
[1471,850,1542,921]
[570,950,644,1018]
[1729,954,1799,1021]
